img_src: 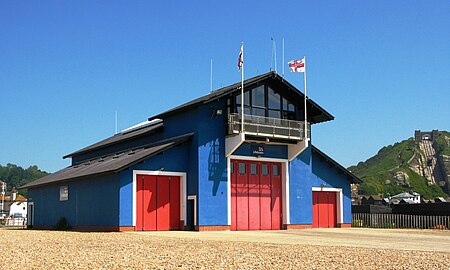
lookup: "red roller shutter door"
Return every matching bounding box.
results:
[136,175,180,231]
[231,160,282,231]
[312,191,337,228]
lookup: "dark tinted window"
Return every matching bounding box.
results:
[268,87,280,110]
[252,85,265,107]
[238,163,246,174]
[230,162,234,174]
[252,107,265,117]
[250,163,257,175]
[268,110,281,118]
[236,91,250,106]
[283,97,295,112]
[272,164,280,176]
[262,164,269,175]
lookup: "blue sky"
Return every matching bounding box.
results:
[0,1,449,173]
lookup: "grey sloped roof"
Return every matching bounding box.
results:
[63,122,163,159]
[22,133,193,189]
[392,192,415,199]
[149,71,334,124]
[311,145,362,184]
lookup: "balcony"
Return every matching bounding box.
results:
[227,113,310,141]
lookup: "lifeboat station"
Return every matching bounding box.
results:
[23,71,360,231]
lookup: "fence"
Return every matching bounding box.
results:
[0,217,27,227]
[352,213,449,230]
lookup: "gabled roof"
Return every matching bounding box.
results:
[149,71,334,124]
[23,133,193,189]
[63,121,163,159]
[391,192,416,199]
[311,145,362,184]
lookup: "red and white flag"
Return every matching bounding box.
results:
[288,58,305,72]
[238,44,243,70]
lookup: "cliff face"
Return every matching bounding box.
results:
[349,131,449,199]
[435,132,450,189]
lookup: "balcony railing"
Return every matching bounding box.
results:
[228,113,309,140]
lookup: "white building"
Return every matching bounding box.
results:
[391,192,421,204]
[9,201,27,218]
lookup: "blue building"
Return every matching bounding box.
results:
[23,72,360,231]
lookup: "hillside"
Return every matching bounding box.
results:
[0,163,49,196]
[349,131,450,199]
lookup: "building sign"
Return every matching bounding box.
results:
[252,144,265,156]
[60,185,68,201]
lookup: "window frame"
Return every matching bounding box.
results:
[59,185,69,201]
[232,83,297,120]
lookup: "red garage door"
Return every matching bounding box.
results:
[312,191,337,228]
[136,175,180,231]
[231,160,282,231]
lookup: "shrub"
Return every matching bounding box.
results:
[55,217,72,231]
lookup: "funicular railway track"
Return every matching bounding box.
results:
[419,140,445,186]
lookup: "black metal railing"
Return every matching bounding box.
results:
[352,213,449,230]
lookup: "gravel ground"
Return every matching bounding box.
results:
[0,228,449,269]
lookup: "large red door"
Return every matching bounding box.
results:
[136,175,180,231]
[231,160,282,230]
[312,191,337,228]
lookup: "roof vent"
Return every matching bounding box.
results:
[121,119,162,135]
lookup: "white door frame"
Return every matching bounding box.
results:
[132,170,187,227]
[311,187,343,224]
[228,155,290,226]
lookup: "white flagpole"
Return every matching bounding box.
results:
[241,42,244,133]
[210,59,213,93]
[282,38,285,78]
[303,56,308,140]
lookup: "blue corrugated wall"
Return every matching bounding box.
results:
[197,101,228,226]
[118,142,193,226]
[28,174,119,227]
[289,146,353,225]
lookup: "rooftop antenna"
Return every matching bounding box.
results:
[271,37,277,73]
[210,59,213,93]
[115,111,118,134]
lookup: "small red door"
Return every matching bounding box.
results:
[136,175,180,231]
[156,176,170,230]
[144,175,157,231]
[169,176,180,230]
[136,175,157,231]
[312,191,337,228]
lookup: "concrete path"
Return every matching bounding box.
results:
[134,228,450,252]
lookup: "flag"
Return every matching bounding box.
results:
[288,58,305,72]
[238,44,243,70]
